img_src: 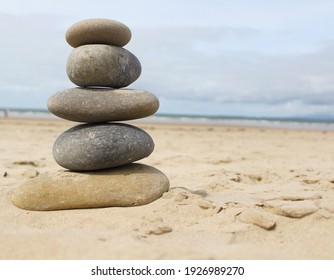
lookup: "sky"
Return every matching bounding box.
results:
[1,0,334,118]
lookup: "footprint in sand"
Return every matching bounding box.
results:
[135,188,223,232]
[132,216,173,237]
[12,161,39,167]
[165,187,220,211]
[230,173,263,184]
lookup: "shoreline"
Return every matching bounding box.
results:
[2,114,334,132]
[2,107,334,131]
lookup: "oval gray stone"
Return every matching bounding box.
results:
[47,88,159,122]
[12,163,170,211]
[53,123,154,171]
[66,45,141,88]
[66,18,132,48]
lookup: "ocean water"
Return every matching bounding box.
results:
[148,114,334,131]
[1,107,334,131]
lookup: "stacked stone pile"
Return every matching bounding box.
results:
[12,19,169,211]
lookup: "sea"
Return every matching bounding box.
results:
[1,107,334,131]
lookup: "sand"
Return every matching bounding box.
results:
[0,118,334,259]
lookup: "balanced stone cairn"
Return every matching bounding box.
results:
[12,19,169,211]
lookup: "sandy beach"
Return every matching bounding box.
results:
[0,118,334,259]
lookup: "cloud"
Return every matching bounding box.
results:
[1,6,334,118]
[128,26,334,108]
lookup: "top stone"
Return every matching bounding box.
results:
[66,18,131,48]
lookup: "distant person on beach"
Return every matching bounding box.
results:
[3,109,9,118]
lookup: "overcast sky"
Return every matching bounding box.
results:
[1,0,334,118]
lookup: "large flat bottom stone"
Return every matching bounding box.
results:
[12,164,169,211]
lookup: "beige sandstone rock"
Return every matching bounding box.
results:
[12,164,169,211]
[238,208,277,230]
[264,200,319,218]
